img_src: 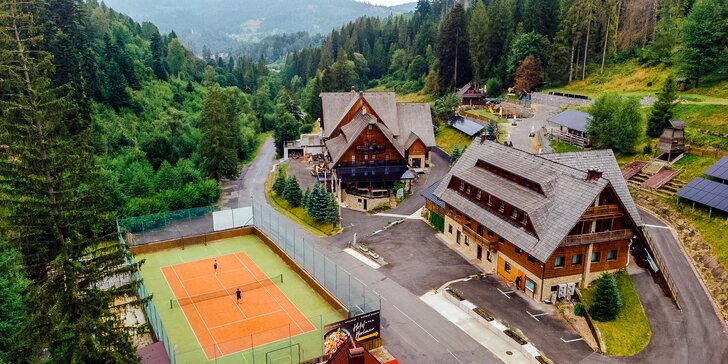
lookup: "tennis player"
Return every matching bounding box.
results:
[213,259,218,273]
[236,288,242,303]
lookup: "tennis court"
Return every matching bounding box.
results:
[137,235,347,363]
[163,252,315,359]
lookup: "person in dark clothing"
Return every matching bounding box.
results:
[213,259,218,273]
[236,288,242,303]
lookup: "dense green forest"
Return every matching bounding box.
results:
[282,0,727,120]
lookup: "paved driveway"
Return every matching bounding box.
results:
[358,220,480,295]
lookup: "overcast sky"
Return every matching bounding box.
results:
[356,0,415,6]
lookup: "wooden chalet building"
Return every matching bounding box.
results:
[457,83,487,107]
[425,139,644,301]
[321,90,435,211]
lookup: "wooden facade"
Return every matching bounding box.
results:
[338,123,405,167]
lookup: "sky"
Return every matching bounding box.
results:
[356,0,415,6]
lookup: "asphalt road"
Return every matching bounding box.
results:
[241,138,504,363]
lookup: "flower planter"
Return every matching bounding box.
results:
[446,287,466,301]
[505,328,528,345]
[473,307,494,321]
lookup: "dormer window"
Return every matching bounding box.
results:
[486,194,492,206]
[521,212,528,225]
[476,190,482,200]
[465,185,471,194]
[459,181,465,191]
[498,201,505,212]
[510,207,518,219]
[368,124,373,130]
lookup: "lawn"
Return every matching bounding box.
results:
[550,140,583,153]
[671,154,720,181]
[581,271,651,356]
[435,125,473,155]
[366,85,433,104]
[265,164,338,236]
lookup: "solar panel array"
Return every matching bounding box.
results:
[676,177,728,213]
[448,116,486,137]
[705,156,728,182]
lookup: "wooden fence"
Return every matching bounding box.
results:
[640,226,682,310]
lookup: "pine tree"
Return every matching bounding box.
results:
[486,120,497,140]
[308,183,329,220]
[438,3,471,91]
[0,1,144,360]
[283,176,303,207]
[467,0,488,87]
[150,31,168,80]
[647,76,678,138]
[451,144,461,163]
[589,273,622,321]
[0,241,30,361]
[273,168,287,196]
[303,187,312,210]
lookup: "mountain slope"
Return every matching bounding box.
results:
[102,0,413,54]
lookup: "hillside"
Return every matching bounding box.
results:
[102,0,414,55]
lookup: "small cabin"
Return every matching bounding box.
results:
[547,109,590,147]
[675,78,690,91]
[657,120,686,162]
[457,83,486,107]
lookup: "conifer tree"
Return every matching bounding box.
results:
[438,3,471,91]
[283,176,303,207]
[486,120,497,140]
[0,241,30,361]
[467,0,488,86]
[303,187,312,210]
[589,273,622,321]
[273,167,287,196]
[199,77,242,181]
[308,183,329,220]
[0,1,144,360]
[647,76,678,138]
[323,192,340,226]
[150,31,168,80]
[451,144,461,163]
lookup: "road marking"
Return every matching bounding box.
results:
[560,337,585,343]
[392,304,440,343]
[527,311,548,321]
[448,350,464,364]
[498,288,514,299]
[644,224,673,230]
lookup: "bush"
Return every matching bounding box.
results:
[643,143,653,155]
[446,287,466,301]
[589,273,622,321]
[574,302,585,316]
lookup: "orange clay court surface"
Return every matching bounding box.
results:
[162,252,315,359]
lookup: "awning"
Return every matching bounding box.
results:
[400,170,416,180]
[335,165,408,182]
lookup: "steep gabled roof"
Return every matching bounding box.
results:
[457,83,472,97]
[434,141,639,262]
[324,110,404,167]
[397,103,436,147]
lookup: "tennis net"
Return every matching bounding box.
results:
[170,273,283,308]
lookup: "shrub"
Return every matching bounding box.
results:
[446,287,466,301]
[574,302,585,316]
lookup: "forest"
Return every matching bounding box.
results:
[282,0,727,121]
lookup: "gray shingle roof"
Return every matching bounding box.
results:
[540,150,643,227]
[320,92,435,162]
[421,178,445,209]
[548,109,590,132]
[434,141,641,262]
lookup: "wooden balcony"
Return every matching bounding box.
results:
[561,229,633,247]
[356,145,386,154]
[581,205,624,220]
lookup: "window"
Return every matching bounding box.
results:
[498,236,504,244]
[498,201,505,212]
[525,278,535,292]
[456,230,461,244]
[464,235,470,246]
[477,224,484,236]
[368,124,373,130]
[486,251,493,262]
[607,250,617,261]
[364,154,368,160]
[554,256,565,268]
[504,261,511,273]
[510,207,518,219]
[477,245,483,260]
[521,212,528,225]
[572,254,582,265]
[487,229,494,236]
[591,252,600,263]
[448,224,453,234]
[515,247,522,255]
[385,154,389,161]
[476,190,482,200]
[486,194,492,206]
[459,181,465,191]
[351,155,355,163]
[466,185,471,193]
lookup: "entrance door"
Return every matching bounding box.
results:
[456,230,461,244]
[363,199,368,210]
[477,245,483,260]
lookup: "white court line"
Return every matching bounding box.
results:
[392,304,440,343]
[498,288,514,299]
[169,265,219,359]
[448,350,464,364]
[561,337,585,343]
[207,309,285,330]
[213,271,248,319]
[527,311,548,321]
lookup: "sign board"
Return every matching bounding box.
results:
[396,188,404,199]
[323,310,380,356]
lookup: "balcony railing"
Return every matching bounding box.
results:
[356,145,386,154]
[462,224,498,251]
[562,229,632,246]
[336,160,404,167]
[582,205,623,220]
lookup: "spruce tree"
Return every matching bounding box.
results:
[486,120,497,140]
[0,1,144,360]
[589,273,622,322]
[0,241,31,361]
[273,168,287,196]
[303,187,312,210]
[283,176,303,207]
[438,3,471,91]
[199,78,242,181]
[451,144,461,163]
[647,76,678,138]
[308,183,329,220]
[323,192,340,226]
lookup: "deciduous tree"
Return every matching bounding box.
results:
[513,56,541,93]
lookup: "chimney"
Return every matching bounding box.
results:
[348,347,365,364]
[480,132,486,144]
[586,166,603,181]
[351,86,357,93]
